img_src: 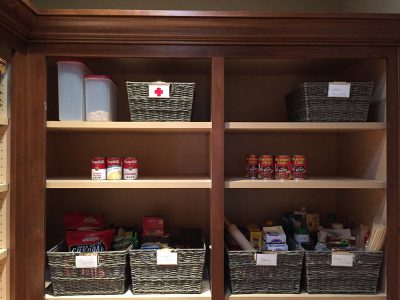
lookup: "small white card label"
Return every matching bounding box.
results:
[75,254,98,268]
[328,82,351,98]
[331,252,354,267]
[256,253,278,266]
[149,82,170,98]
[156,250,178,265]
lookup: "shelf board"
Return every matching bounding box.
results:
[0,249,7,261]
[0,118,8,126]
[225,177,386,189]
[45,279,211,300]
[47,121,212,133]
[46,177,211,189]
[228,293,386,300]
[0,184,8,193]
[225,122,386,132]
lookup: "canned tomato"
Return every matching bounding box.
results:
[91,157,106,180]
[106,157,122,180]
[274,155,291,180]
[258,155,274,179]
[123,157,138,180]
[246,155,259,179]
[292,155,307,180]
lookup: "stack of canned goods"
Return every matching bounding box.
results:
[246,154,307,180]
[91,157,138,180]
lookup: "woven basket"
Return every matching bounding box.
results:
[47,241,129,296]
[128,242,206,294]
[226,246,304,294]
[126,82,195,121]
[305,251,383,294]
[285,82,373,122]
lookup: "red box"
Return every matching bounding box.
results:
[142,228,164,236]
[143,217,164,229]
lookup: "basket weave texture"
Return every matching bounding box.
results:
[226,246,304,294]
[126,82,195,121]
[305,251,383,294]
[128,243,206,294]
[47,241,129,296]
[285,82,373,122]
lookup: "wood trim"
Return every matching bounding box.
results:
[210,57,224,300]
[385,48,399,300]
[24,50,46,300]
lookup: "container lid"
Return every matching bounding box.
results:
[84,75,117,85]
[57,59,88,66]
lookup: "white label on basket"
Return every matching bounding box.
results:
[156,249,178,265]
[331,252,354,267]
[148,82,170,98]
[256,253,277,266]
[328,82,351,98]
[75,254,98,268]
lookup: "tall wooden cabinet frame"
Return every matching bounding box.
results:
[0,2,400,300]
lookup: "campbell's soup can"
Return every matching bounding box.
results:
[107,157,122,180]
[246,155,259,179]
[258,155,274,179]
[123,157,138,180]
[274,155,291,180]
[91,157,106,180]
[292,155,307,180]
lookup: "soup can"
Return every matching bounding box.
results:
[292,155,307,180]
[246,154,259,179]
[107,157,122,180]
[123,157,138,180]
[274,155,291,180]
[91,157,106,180]
[258,155,274,179]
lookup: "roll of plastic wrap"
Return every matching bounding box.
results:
[225,218,255,251]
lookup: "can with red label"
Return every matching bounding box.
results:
[258,155,274,179]
[106,157,122,180]
[246,155,259,179]
[123,157,138,180]
[91,157,106,180]
[292,155,307,180]
[274,155,291,180]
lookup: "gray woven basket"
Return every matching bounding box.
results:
[128,242,206,294]
[226,246,304,294]
[305,251,383,294]
[126,82,195,121]
[285,82,373,122]
[47,241,129,296]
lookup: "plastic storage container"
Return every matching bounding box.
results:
[85,75,117,121]
[57,60,91,121]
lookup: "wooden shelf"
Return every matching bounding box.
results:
[0,184,8,193]
[47,121,212,133]
[0,249,7,261]
[225,177,386,189]
[46,177,212,189]
[228,293,386,300]
[225,122,386,132]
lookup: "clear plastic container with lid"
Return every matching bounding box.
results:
[57,60,92,121]
[84,75,117,121]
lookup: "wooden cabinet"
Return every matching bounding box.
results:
[1,2,400,300]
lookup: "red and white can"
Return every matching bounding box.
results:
[258,155,274,179]
[106,157,122,180]
[123,157,138,180]
[91,157,106,180]
[292,155,307,180]
[246,155,259,179]
[274,155,292,180]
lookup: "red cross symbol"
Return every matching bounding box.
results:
[154,87,164,97]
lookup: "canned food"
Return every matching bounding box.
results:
[292,155,307,180]
[123,157,138,180]
[106,157,122,180]
[274,155,291,180]
[246,155,259,179]
[91,157,106,180]
[258,155,274,179]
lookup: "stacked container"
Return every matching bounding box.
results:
[85,75,117,121]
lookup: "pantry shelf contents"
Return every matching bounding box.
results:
[227,293,386,299]
[0,118,7,126]
[225,177,386,189]
[0,248,7,261]
[225,122,386,132]
[0,184,8,193]
[46,121,212,133]
[46,177,212,189]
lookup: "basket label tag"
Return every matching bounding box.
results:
[331,252,354,267]
[328,82,351,98]
[156,249,178,265]
[75,253,98,268]
[256,253,277,266]
[149,82,170,98]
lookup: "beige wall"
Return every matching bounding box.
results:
[32,0,400,13]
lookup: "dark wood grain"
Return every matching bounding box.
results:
[211,57,224,300]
